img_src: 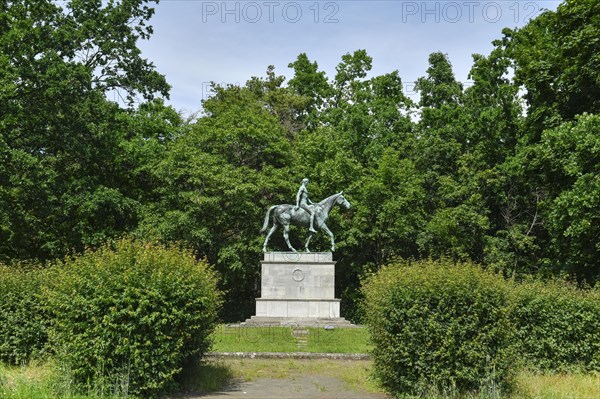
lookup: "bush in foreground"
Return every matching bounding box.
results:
[0,264,49,365]
[44,239,222,398]
[362,259,517,397]
[513,280,600,372]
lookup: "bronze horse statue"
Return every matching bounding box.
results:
[260,192,351,253]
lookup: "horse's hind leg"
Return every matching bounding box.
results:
[263,224,278,253]
[283,224,297,252]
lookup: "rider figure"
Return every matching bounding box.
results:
[294,178,317,233]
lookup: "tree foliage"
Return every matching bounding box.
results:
[0,0,170,261]
[1,0,599,324]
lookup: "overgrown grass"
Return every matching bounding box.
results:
[0,362,122,399]
[210,325,372,353]
[513,371,600,399]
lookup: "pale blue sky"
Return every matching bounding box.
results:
[138,0,561,113]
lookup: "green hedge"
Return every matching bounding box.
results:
[362,259,517,397]
[0,264,48,365]
[363,259,600,398]
[513,280,600,372]
[44,239,222,398]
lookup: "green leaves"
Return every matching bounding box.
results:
[363,259,517,396]
[513,279,600,372]
[1,0,600,328]
[507,0,600,133]
[0,264,49,365]
[0,0,172,261]
[136,81,296,320]
[44,239,222,398]
[363,259,600,397]
[197,84,293,169]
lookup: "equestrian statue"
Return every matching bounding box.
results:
[260,178,351,253]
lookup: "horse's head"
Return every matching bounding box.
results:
[336,191,351,210]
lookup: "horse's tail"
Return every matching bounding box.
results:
[260,205,277,233]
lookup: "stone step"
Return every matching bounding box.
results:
[293,327,310,350]
[291,330,309,337]
[243,316,360,328]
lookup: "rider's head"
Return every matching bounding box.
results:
[302,178,309,185]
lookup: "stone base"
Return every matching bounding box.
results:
[255,298,340,318]
[243,316,357,328]
[260,252,336,300]
[249,252,352,326]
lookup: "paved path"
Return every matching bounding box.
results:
[186,375,391,399]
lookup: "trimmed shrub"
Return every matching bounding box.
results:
[513,280,600,372]
[0,263,49,365]
[362,259,517,397]
[44,239,222,398]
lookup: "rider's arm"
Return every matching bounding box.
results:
[295,187,303,208]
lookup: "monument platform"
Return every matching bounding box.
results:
[245,252,354,327]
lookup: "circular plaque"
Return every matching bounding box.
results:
[292,268,305,282]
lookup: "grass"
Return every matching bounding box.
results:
[210,325,298,352]
[0,362,53,399]
[306,327,372,353]
[2,360,599,398]
[513,371,600,399]
[180,357,384,395]
[0,361,122,399]
[1,359,383,398]
[210,324,373,353]
[176,360,234,394]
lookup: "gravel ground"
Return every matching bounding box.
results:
[187,375,392,399]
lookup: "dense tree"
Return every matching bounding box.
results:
[2,0,599,321]
[414,52,465,177]
[506,0,600,137]
[0,0,169,261]
[461,44,530,273]
[412,52,491,262]
[493,0,600,281]
[137,79,297,320]
[287,53,332,129]
[532,114,600,283]
[246,65,309,135]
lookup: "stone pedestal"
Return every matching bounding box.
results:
[245,252,353,327]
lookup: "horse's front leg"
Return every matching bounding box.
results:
[321,223,335,252]
[304,233,315,253]
[283,225,297,252]
[263,224,278,253]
